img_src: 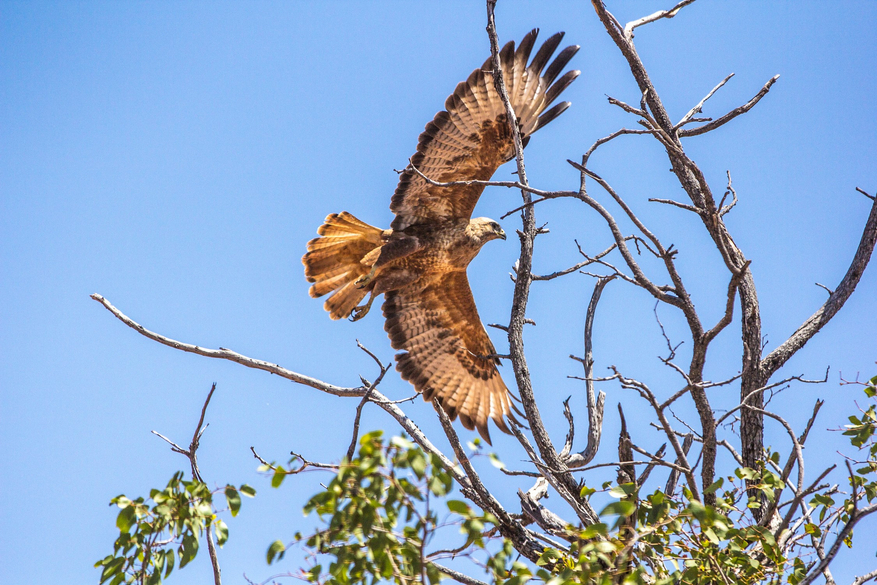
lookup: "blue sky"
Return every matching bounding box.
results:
[1,2,876,583]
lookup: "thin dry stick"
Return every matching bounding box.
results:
[90,293,467,488]
[152,384,222,585]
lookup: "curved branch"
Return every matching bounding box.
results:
[679,75,780,138]
[90,293,465,488]
[761,195,877,376]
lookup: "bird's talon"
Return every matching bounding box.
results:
[350,303,370,322]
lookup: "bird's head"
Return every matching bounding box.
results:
[469,217,506,244]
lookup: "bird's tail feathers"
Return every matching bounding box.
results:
[302,212,383,320]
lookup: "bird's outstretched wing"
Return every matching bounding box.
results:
[383,271,514,444]
[390,29,580,230]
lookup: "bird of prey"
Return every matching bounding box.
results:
[302,29,579,443]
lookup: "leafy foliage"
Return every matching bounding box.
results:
[95,472,254,585]
[267,431,461,585]
[270,433,812,585]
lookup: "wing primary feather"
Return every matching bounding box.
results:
[536,101,571,130]
[499,39,516,68]
[515,28,539,66]
[542,44,580,87]
[545,69,581,107]
[528,31,564,77]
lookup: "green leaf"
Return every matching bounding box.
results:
[580,485,596,499]
[271,466,286,489]
[239,484,256,497]
[601,500,636,517]
[580,522,608,539]
[164,549,175,579]
[704,477,724,494]
[608,482,637,498]
[179,533,199,569]
[267,540,286,565]
[447,500,470,515]
[736,467,758,480]
[391,435,415,450]
[488,452,505,469]
[536,547,562,567]
[215,519,229,546]
[116,506,136,533]
[409,451,427,479]
[225,485,242,517]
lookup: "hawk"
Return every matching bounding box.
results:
[302,30,579,443]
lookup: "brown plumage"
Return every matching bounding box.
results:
[302,29,579,444]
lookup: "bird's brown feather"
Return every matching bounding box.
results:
[304,30,579,441]
[384,271,513,444]
[390,29,579,230]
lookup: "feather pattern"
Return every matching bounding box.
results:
[390,29,580,230]
[304,31,579,442]
[384,271,514,444]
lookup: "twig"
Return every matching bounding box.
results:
[676,73,735,130]
[430,562,490,585]
[853,569,877,585]
[152,384,222,585]
[648,197,701,214]
[718,170,738,216]
[664,433,694,497]
[346,342,391,461]
[566,276,612,468]
[91,293,468,489]
[250,446,338,475]
[856,187,875,201]
[679,75,780,137]
[406,158,575,201]
[623,0,697,39]
[762,194,877,377]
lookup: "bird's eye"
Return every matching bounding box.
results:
[491,222,499,230]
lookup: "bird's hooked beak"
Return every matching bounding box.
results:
[497,227,506,240]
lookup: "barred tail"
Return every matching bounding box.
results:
[302,212,384,320]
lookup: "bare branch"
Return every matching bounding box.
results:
[485,3,592,529]
[251,446,337,475]
[346,343,392,461]
[583,125,660,166]
[676,73,735,130]
[624,0,697,38]
[856,187,875,201]
[91,293,469,490]
[91,294,365,397]
[508,420,599,526]
[566,276,612,468]
[152,384,222,585]
[679,75,780,137]
[406,158,575,201]
[611,367,700,500]
[853,569,877,585]
[636,443,667,487]
[430,562,490,585]
[718,170,738,216]
[762,195,877,375]
[799,503,877,585]
[665,433,694,496]
[703,260,751,344]
[775,465,836,539]
[531,240,625,281]
[433,398,550,562]
[648,197,701,214]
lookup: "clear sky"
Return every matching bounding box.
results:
[1,2,876,584]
